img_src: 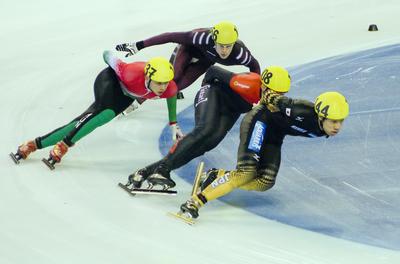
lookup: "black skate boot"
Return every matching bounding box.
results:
[127,168,150,189]
[200,168,220,191]
[146,164,176,189]
[180,198,201,219]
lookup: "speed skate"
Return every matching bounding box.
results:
[168,162,205,225]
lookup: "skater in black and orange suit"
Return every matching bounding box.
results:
[125,65,291,189]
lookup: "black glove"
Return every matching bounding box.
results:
[262,90,283,108]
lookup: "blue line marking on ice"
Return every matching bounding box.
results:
[159,44,400,250]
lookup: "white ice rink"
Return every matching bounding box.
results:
[1,0,400,263]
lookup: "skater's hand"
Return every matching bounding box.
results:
[264,91,284,112]
[169,122,184,142]
[115,42,139,57]
[266,93,281,105]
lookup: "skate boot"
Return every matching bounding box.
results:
[127,168,151,189]
[42,141,69,170]
[180,198,202,219]
[200,168,220,191]
[10,140,38,164]
[146,164,176,190]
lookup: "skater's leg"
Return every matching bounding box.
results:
[36,102,97,149]
[163,84,226,170]
[182,106,274,216]
[45,67,133,163]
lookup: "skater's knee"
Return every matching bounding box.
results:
[258,167,277,189]
[87,109,114,123]
[68,109,116,144]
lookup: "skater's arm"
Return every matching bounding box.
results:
[246,56,261,74]
[263,93,314,117]
[167,95,177,124]
[166,96,184,141]
[103,50,123,72]
[115,31,193,57]
[139,31,194,49]
[231,42,261,74]
[159,82,180,131]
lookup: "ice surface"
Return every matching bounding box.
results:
[1,0,400,263]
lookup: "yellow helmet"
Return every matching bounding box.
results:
[260,66,291,93]
[314,91,349,120]
[144,57,174,83]
[211,21,238,45]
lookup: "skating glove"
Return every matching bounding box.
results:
[115,42,139,57]
[267,94,282,106]
[262,90,281,106]
[169,122,184,142]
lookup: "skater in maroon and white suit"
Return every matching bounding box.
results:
[115,21,260,141]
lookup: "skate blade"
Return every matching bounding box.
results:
[191,161,204,196]
[9,152,20,164]
[118,183,176,196]
[42,158,55,170]
[118,182,137,197]
[130,188,177,196]
[167,211,195,225]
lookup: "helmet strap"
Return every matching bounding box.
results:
[317,116,324,128]
[318,117,329,136]
[145,78,155,94]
